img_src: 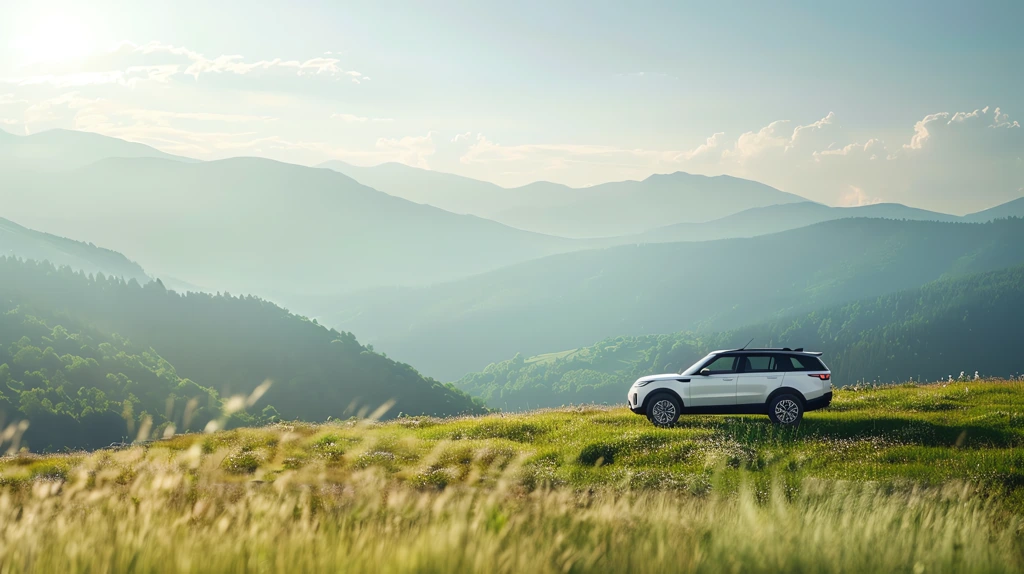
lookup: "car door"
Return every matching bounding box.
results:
[736,354,780,404]
[688,354,738,407]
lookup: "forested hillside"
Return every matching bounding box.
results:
[456,264,1024,410]
[1,216,148,281]
[326,217,1024,380]
[0,258,483,450]
[0,299,222,451]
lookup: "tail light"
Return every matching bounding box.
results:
[808,373,831,381]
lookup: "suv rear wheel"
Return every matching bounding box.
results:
[768,394,803,426]
[646,393,681,427]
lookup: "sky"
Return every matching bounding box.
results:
[0,0,1021,214]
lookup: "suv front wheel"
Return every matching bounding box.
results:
[768,394,803,426]
[646,393,681,427]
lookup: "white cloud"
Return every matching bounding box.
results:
[723,112,836,160]
[673,132,724,161]
[124,42,366,82]
[1,41,368,89]
[903,112,947,150]
[374,133,436,168]
[453,107,1021,212]
[451,131,473,143]
[838,185,883,207]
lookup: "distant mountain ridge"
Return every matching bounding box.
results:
[0,128,194,170]
[455,263,1024,409]
[0,216,148,281]
[963,197,1024,222]
[317,217,1024,381]
[638,201,962,243]
[320,161,807,238]
[0,156,576,297]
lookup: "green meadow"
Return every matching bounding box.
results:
[0,379,1021,572]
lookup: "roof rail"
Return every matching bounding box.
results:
[722,347,821,354]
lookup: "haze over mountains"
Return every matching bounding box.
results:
[0,127,193,171]
[321,218,1024,380]
[0,149,575,296]
[457,263,1024,410]
[639,202,962,243]
[320,160,808,238]
[1,127,1023,421]
[0,216,148,282]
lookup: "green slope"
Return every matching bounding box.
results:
[0,257,484,451]
[0,156,575,296]
[456,263,1024,410]
[325,218,1024,381]
[0,216,148,282]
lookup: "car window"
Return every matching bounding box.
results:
[790,355,826,371]
[681,352,718,375]
[741,354,774,373]
[773,355,796,371]
[702,355,738,374]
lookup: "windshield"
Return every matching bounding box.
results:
[681,353,718,375]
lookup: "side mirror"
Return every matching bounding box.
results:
[700,368,711,376]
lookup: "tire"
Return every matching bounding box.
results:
[768,394,804,426]
[646,393,681,427]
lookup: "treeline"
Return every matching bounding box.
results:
[0,257,484,451]
[457,264,1024,410]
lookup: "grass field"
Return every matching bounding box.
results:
[0,379,1022,572]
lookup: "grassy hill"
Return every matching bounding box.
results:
[456,263,1024,409]
[0,216,148,281]
[0,380,1020,572]
[322,161,806,238]
[0,257,483,451]
[325,218,1024,381]
[0,156,575,296]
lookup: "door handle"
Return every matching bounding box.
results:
[722,378,734,381]
[767,376,779,379]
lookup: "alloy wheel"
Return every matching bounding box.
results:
[651,399,677,425]
[775,399,800,424]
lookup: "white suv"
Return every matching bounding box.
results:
[627,348,833,426]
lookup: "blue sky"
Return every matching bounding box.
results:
[0,0,1021,213]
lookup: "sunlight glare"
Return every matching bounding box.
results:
[13,14,96,66]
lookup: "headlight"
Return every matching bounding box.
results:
[634,380,653,387]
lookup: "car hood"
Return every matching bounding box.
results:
[636,373,683,384]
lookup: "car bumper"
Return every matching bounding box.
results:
[805,391,833,412]
[627,390,645,414]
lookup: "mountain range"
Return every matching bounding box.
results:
[456,263,1024,409]
[0,155,575,296]
[320,160,808,238]
[0,127,193,171]
[319,218,1024,380]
